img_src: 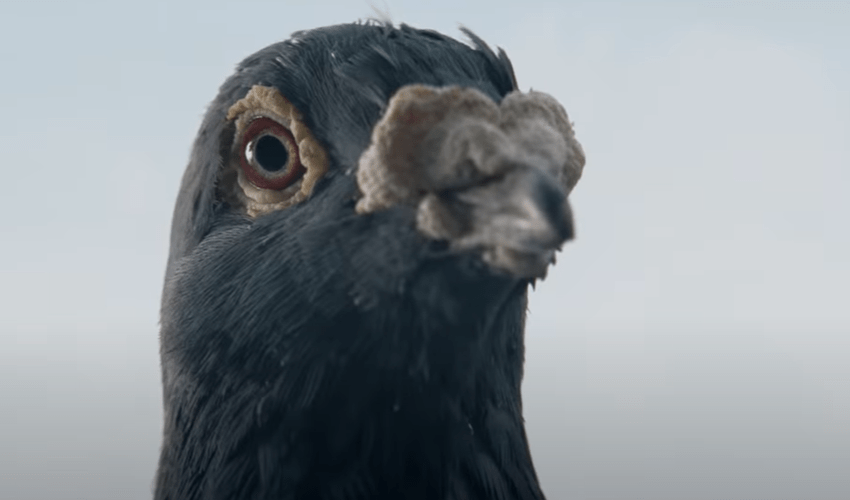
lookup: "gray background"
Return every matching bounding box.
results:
[1,1,848,499]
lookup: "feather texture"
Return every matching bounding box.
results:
[157,21,582,500]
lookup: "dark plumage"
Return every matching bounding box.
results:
[157,22,584,500]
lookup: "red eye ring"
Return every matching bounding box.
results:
[239,117,305,190]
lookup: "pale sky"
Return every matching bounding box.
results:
[1,1,848,499]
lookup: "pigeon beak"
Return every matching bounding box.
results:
[447,163,574,279]
[504,164,574,249]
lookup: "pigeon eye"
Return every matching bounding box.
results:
[240,117,305,190]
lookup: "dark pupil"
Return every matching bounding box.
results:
[254,135,288,172]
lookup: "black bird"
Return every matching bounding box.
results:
[157,22,584,500]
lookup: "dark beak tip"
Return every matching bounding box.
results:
[527,170,574,243]
[556,202,575,242]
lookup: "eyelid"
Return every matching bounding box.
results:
[221,85,330,218]
[239,117,304,190]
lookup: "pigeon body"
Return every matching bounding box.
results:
[157,22,584,500]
